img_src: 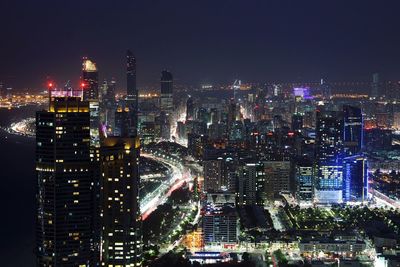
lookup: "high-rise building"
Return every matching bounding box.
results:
[295,160,313,203]
[371,73,380,99]
[100,137,142,266]
[186,96,195,121]
[6,86,12,99]
[263,161,291,199]
[291,114,303,132]
[126,50,139,136]
[343,105,363,156]
[155,111,170,140]
[160,70,173,113]
[82,57,100,146]
[126,50,137,109]
[203,204,238,245]
[343,155,368,203]
[114,107,136,137]
[82,57,99,101]
[36,96,99,266]
[203,159,223,193]
[82,60,101,246]
[314,110,344,204]
[237,162,265,206]
[103,78,116,130]
[229,120,244,141]
[227,99,237,128]
[99,79,108,103]
[222,157,237,193]
[320,78,331,100]
[187,133,208,159]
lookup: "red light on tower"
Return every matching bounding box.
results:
[80,82,86,88]
[47,82,54,89]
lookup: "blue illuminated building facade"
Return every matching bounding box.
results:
[343,155,368,202]
[314,105,367,204]
[315,110,344,204]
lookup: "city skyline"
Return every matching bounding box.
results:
[2,2,400,267]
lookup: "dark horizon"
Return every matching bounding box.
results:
[1,0,400,90]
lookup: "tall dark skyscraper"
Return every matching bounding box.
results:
[315,110,344,204]
[343,105,363,156]
[126,50,138,111]
[100,137,142,266]
[320,78,331,100]
[160,70,173,113]
[103,78,117,130]
[371,73,380,99]
[36,96,99,266]
[186,96,194,121]
[125,50,139,136]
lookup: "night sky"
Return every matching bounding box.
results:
[1,0,400,90]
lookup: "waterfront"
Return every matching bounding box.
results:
[0,106,40,266]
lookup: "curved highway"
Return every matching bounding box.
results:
[140,152,193,220]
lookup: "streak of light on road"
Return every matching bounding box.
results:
[267,205,285,231]
[141,153,193,220]
[371,190,399,209]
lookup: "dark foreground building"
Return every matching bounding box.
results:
[100,136,142,266]
[36,96,99,266]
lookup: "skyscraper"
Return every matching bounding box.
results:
[82,60,101,252]
[343,105,363,156]
[103,78,117,130]
[126,50,139,136]
[114,107,132,137]
[36,96,99,266]
[314,110,344,204]
[100,137,142,266]
[160,70,173,113]
[291,114,303,132]
[126,50,138,111]
[186,96,194,121]
[296,160,313,203]
[82,57,99,101]
[203,159,223,193]
[263,161,291,200]
[371,73,380,99]
[343,155,368,203]
[155,111,171,140]
[82,57,100,145]
[320,78,331,100]
[237,162,265,206]
[203,204,238,245]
